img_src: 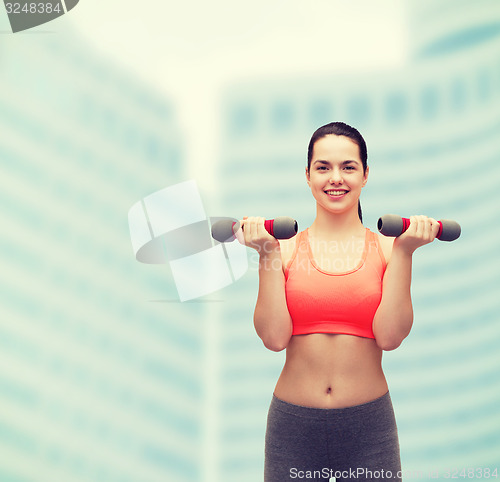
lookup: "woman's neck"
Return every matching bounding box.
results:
[309,205,365,239]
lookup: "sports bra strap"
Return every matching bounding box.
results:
[371,230,388,270]
[284,231,305,280]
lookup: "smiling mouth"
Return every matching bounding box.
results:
[325,190,349,196]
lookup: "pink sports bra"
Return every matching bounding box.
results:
[284,228,387,339]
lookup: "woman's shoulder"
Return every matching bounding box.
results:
[374,231,395,265]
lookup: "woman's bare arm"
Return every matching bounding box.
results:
[373,215,440,350]
[236,217,293,351]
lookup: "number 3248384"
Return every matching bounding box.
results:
[5,3,62,14]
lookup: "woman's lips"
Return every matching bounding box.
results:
[324,189,349,199]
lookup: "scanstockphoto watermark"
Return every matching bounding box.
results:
[241,234,372,257]
[128,181,249,302]
[3,0,80,33]
[290,467,400,480]
[290,467,500,480]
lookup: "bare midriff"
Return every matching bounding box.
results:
[273,333,388,409]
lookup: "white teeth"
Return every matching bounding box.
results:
[325,190,347,195]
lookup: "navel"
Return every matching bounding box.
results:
[326,386,332,395]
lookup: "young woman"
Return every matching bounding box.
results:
[237,122,440,482]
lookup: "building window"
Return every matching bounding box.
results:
[450,76,467,113]
[420,84,439,120]
[385,91,407,125]
[346,96,371,126]
[271,100,294,132]
[309,99,333,128]
[476,67,492,104]
[230,103,256,137]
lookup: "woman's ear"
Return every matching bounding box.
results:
[362,166,369,187]
[305,167,311,187]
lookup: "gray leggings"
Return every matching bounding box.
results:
[264,391,401,482]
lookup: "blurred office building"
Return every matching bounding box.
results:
[0,28,203,482]
[214,1,500,480]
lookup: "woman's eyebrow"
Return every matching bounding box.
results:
[313,159,359,165]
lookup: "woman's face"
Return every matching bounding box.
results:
[306,134,368,216]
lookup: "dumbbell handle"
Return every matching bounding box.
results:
[377,214,461,241]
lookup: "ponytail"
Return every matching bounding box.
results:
[358,200,363,222]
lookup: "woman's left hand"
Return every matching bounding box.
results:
[393,215,440,255]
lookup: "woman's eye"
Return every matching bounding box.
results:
[344,166,355,170]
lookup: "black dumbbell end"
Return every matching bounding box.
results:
[273,216,298,239]
[377,214,404,237]
[439,219,461,241]
[211,219,240,242]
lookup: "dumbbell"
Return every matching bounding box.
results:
[377,214,461,241]
[211,217,298,243]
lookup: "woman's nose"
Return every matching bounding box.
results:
[329,168,343,184]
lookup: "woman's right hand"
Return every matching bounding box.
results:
[234,216,280,254]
